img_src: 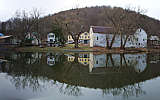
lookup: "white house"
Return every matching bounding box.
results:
[47,33,56,46]
[89,26,147,48]
[90,26,111,47]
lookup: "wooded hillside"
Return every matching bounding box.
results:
[43,6,160,37]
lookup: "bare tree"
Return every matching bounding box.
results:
[104,7,123,49]
[64,8,86,48]
[105,7,146,49]
[6,9,42,45]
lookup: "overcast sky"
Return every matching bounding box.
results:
[0,0,160,21]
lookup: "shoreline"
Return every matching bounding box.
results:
[13,46,160,53]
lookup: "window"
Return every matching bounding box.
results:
[96,60,98,64]
[84,62,87,64]
[139,29,141,32]
[85,33,88,35]
[88,36,90,38]
[128,38,130,41]
[82,36,83,38]
[84,54,88,58]
[85,36,87,39]
[97,36,98,40]
[143,39,145,41]
[50,39,53,42]
[50,35,54,38]
[139,43,140,45]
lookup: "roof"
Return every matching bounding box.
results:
[91,26,113,34]
[0,35,12,39]
[149,35,159,40]
[48,33,55,35]
[0,33,4,36]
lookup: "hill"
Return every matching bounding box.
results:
[42,6,160,37]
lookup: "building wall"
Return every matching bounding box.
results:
[90,28,94,47]
[148,36,160,48]
[90,28,147,48]
[128,29,147,48]
[67,32,90,44]
[148,40,160,48]
[92,33,106,47]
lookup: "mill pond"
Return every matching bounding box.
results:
[0,52,160,100]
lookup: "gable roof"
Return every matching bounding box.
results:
[149,35,160,40]
[91,26,113,34]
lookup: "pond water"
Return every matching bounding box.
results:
[0,52,160,100]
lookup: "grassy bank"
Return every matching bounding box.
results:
[14,44,160,53]
[14,44,93,52]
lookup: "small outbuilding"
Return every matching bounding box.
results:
[148,35,160,48]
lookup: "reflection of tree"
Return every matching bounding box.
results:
[1,52,160,98]
[59,83,82,96]
[10,75,48,92]
[102,83,145,99]
[104,53,146,74]
[4,52,51,92]
[5,52,83,96]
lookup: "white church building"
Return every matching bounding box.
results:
[89,26,147,48]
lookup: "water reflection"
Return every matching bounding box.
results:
[0,52,160,99]
[67,53,147,73]
[89,53,147,73]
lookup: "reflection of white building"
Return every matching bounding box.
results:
[89,53,147,73]
[46,52,56,66]
[89,53,106,72]
[47,56,55,66]
[124,54,147,73]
